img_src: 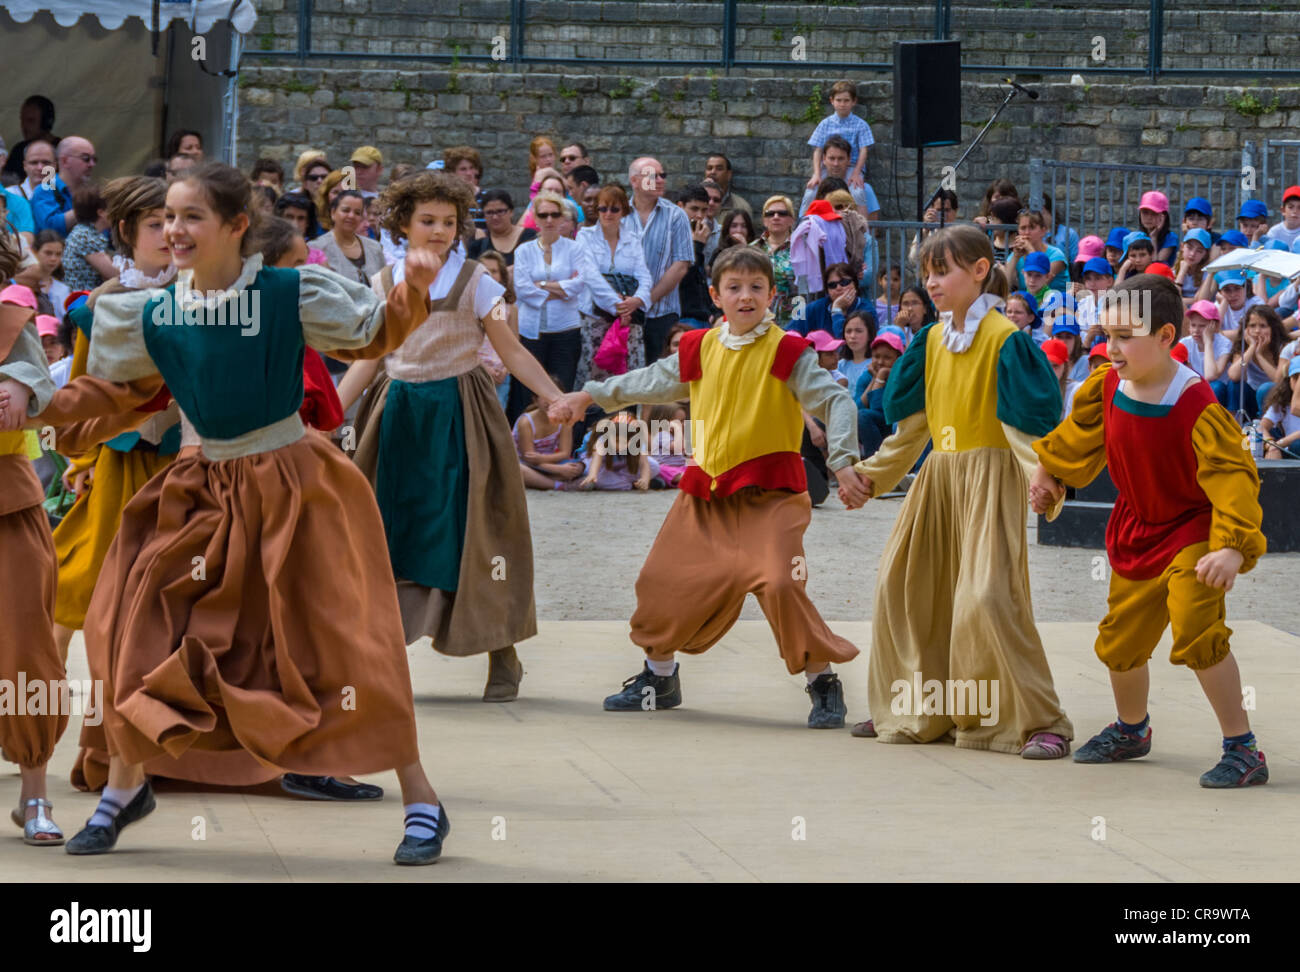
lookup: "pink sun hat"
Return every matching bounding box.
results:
[805,329,844,352]
[1076,235,1105,261]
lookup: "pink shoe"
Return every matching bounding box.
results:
[1021,731,1071,759]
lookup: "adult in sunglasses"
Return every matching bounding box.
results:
[467,189,536,266]
[750,194,798,326]
[291,151,330,192]
[559,143,591,175]
[625,155,693,364]
[792,263,875,339]
[508,193,595,421]
[575,184,653,387]
[30,135,96,238]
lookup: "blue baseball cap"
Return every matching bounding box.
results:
[1237,199,1268,221]
[1218,230,1250,248]
[1267,238,1292,252]
[1290,356,1300,378]
[1105,227,1130,250]
[425,160,445,170]
[1052,312,1081,336]
[1082,257,1115,277]
[1184,197,1213,217]
[1022,252,1051,274]
[1215,271,1247,288]
[1182,227,1212,249]
[877,324,909,346]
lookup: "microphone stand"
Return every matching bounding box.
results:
[918,83,1024,223]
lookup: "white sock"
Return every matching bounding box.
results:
[88,783,144,828]
[404,802,441,840]
[647,657,677,677]
[805,665,832,684]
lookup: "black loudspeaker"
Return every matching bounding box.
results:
[894,40,962,149]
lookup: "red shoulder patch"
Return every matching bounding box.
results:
[770,331,812,381]
[677,328,708,382]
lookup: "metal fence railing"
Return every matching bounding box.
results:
[1252,140,1300,216]
[253,0,1297,80]
[1027,159,1242,243]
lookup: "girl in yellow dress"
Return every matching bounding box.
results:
[852,225,1074,757]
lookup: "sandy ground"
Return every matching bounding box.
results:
[528,488,1300,634]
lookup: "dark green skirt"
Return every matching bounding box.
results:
[375,376,467,591]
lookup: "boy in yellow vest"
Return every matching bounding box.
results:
[550,247,869,727]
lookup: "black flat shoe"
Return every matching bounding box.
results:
[281,774,384,801]
[65,781,157,856]
[393,804,450,866]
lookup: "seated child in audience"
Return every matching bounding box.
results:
[515,386,583,490]
[1004,290,1047,347]
[662,322,690,359]
[1259,357,1300,459]
[31,230,70,322]
[1181,197,1214,240]
[1103,227,1129,272]
[1215,272,1264,336]
[577,412,658,491]
[1181,300,1231,381]
[1051,312,1089,382]
[806,330,847,386]
[1077,257,1115,343]
[1236,200,1269,247]
[1265,186,1300,249]
[1225,304,1288,420]
[1039,337,1075,420]
[1116,232,1154,282]
[1006,208,1068,292]
[1070,235,1105,296]
[35,313,63,367]
[854,329,904,459]
[1174,228,1212,304]
[1088,340,1109,372]
[1136,190,1179,263]
[874,264,902,326]
[838,312,873,393]
[646,402,688,487]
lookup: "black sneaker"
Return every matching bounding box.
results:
[1199,744,1268,788]
[806,673,847,729]
[1073,722,1152,763]
[603,663,682,711]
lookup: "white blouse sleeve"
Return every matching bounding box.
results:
[473,270,507,322]
[297,263,390,351]
[512,243,548,310]
[557,240,591,300]
[84,288,159,382]
[580,232,623,315]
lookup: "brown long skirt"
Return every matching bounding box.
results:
[352,366,537,655]
[0,505,69,768]
[79,435,420,779]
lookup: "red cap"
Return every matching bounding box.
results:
[1170,342,1189,363]
[1041,338,1069,366]
[1284,185,1300,205]
[1089,342,1110,361]
[1146,262,1174,280]
[803,199,842,222]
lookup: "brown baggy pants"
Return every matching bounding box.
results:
[630,487,859,674]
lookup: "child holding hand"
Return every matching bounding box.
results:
[1031,274,1268,787]
[550,246,866,728]
[851,224,1073,755]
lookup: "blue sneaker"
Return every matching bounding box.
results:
[1199,744,1268,788]
[806,673,847,729]
[603,663,682,711]
[1073,722,1152,763]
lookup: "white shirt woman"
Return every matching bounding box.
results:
[575,222,652,317]
[513,197,594,339]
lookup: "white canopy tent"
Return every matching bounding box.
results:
[0,1,258,178]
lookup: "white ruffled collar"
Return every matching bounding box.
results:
[717,312,776,349]
[939,292,1005,353]
[112,254,177,290]
[175,254,263,307]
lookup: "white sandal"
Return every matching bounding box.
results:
[12,798,65,846]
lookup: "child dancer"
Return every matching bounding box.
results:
[0,240,69,846]
[339,172,570,703]
[8,162,452,864]
[1031,274,1268,786]
[851,224,1073,755]
[550,247,866,728]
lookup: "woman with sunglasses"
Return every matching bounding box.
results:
[467,189,536,267]
[293,155,331,196]
[575,184,653,387]
[508,193,595,421]
[750,195,797,326]
[792,262,875,338]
